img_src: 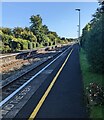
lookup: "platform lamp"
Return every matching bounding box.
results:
[75,8,81,45]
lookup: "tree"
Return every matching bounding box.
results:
[81,8,104,73]
[48,31,60,44]
[1,14,69,53]
[21,29,37,42]
[30,14,42,35]
[81,23,91,49]
[24,27,30,32]
[41,25,49,34]
[1,27,12,35]
[13,27,23,38]
[47,33,56,45]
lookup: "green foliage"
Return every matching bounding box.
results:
[10,40,18,50]
[36,42,39,47]
[0,40,2,51]
[14,38,29,50]
[81,10,104,73]
[30,14,42,35]
[32,42,36,48]
[13,27,23,38]
[16,42,21,50]
[41,25,49,34]
[0,27,12,35]
[42,34,50,46]
[2,45,12,53]
[48,42,52,46]
[47,33,56,45]
[1,14,73,53]
[21,30,37,42]
[79,49,103,118]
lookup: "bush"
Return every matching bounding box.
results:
[32,42,36,48]
[42,42,47,46]
[0,41,2,51]
[85,20,104,73]
[16,43,21,50]
[36,42,39,47]
[81,12,104,73]
[86,83,104,106]
[49,42,52,46]
[14,38,29,50]
[2,45,12,53]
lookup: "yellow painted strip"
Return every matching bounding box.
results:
[28,49,73,120]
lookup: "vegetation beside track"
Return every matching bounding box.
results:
[79,49,104,119]
[80,4,104,118]
[0,15,75,54]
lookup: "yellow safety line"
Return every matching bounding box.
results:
[28,49,73,120]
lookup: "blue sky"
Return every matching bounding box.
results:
[2,2,99,38]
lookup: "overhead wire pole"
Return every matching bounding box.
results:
[75,8,81,45]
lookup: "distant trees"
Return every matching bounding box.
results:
[13,27,23,38]
[41,25,49,34]
[81,9,104,73]
[30,15,59,46]
[1,27,12,35]
[30,15,42,35]
[1,14,73,53]
[30,15,49,45]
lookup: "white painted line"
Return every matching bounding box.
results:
[0,46,72,107]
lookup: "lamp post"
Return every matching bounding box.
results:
[75,8,81,45]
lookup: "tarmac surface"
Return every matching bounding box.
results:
[14,44,88,119]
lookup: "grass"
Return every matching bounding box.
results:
[79,48,104,119]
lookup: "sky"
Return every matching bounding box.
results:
[1,2,99,38]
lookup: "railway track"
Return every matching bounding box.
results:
[0,45,71,106]
[1,51,59,80]
[0,45,61,73]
